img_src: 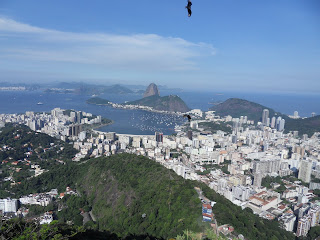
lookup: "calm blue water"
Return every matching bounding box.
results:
[0,91,184,135]
[0,90,319,135]
[161,90,320,118]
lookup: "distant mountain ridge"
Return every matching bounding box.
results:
[75,84,133,95]
[48,82,134,95]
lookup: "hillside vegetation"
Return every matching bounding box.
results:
[12,153,295,240]
[86,97,110,105]
[13,154,202,238]
[210,98,320,136]
[126,95,190,112]
[198,121,232,134]
[209,98,284,122]
[0,124,78,198]
[285,115,320,136]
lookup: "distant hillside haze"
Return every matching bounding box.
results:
[56,83,134,95]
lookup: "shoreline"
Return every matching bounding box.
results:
[84,119,114,132]
[87,101,186,116]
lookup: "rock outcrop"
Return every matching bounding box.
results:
[143,83,160,98]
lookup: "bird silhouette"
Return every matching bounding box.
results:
[185,0,192,17]
[183,114,192,122]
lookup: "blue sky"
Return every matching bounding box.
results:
[0,0,319,93]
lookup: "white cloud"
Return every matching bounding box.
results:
[0,17,215,72]
[0,17,47,33]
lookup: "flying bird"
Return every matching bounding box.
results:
[183,114,192,122]
[185,0,192,17]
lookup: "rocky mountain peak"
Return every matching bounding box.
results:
[143,83,160,98]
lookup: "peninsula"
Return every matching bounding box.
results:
[125,83,190,113]
[86,83,190,113]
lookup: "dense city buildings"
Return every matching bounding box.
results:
[1,107,320,237]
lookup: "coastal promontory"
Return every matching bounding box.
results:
[125,83,190,112]
[125,94,190,113]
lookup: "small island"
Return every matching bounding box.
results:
[86,97,110,105]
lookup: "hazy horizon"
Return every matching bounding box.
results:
[1,0,319,94]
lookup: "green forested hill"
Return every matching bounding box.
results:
[284,115,320,136]
[12,153,295,240]
[13,154,201,239]
[210,98,320,136]
[209,98,285,122]
[125,95,190,112]
[0,124,78,197]
[86,97,110,105]
[0,124,77,162]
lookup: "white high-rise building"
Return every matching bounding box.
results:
[296,215,311,237]
[262,109,269,126]
[192,138,199,148]
[270,117,276,128]
[232,186,252,201]
[190,121,198,129]
[276,116,282,130]
[298,160,313,183]
[0,198,18,213]
[279,213,296,232]
[309,206,320,227]
[280,119,285,131]
[253,173,262,188]
[277,118,285,131]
